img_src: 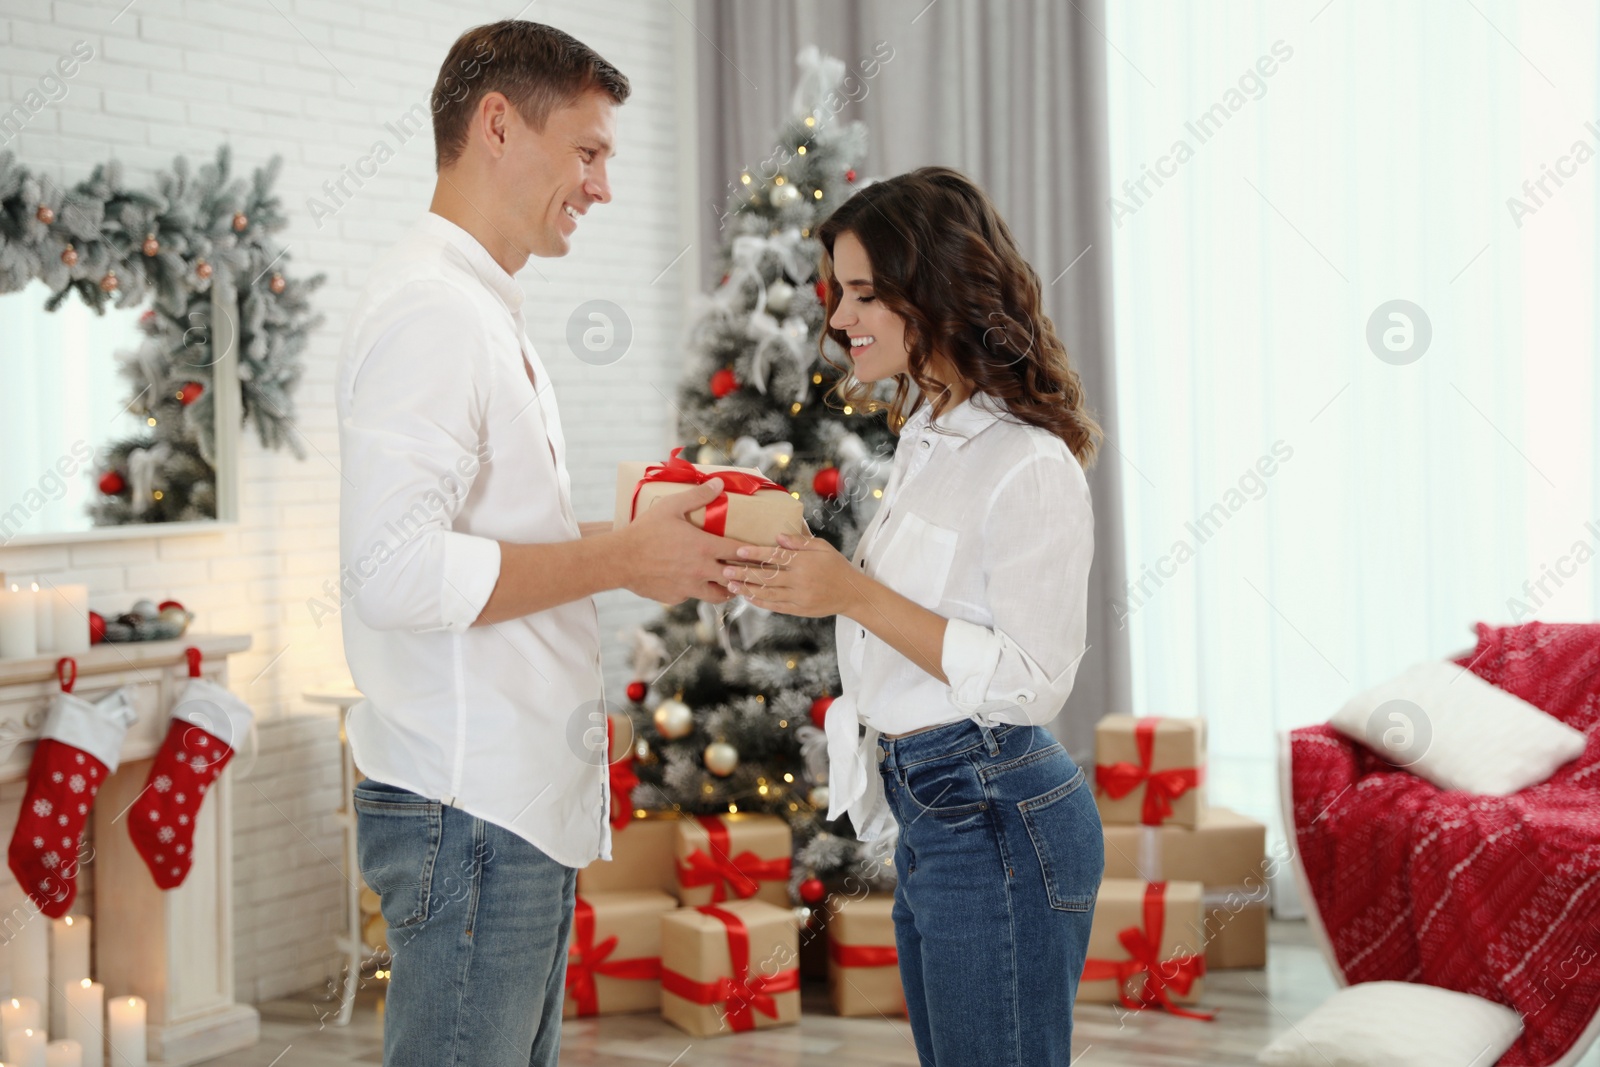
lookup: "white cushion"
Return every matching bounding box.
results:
[1328,659,1586,796]
[1257,981,1522,1066]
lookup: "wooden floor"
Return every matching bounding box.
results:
[196,920,1600,1066]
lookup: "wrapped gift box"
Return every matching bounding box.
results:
[563,890,677,1018]
[674,813,792,908]
[660,899,801,1036]
[614,456,807,546]
[1102,806,1269,970]
[826,894,905,1017]
[1093,715,1207,828]
[578,809,681,899]
[1077,879,1211,1018]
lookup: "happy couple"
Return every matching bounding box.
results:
[337,18,1104,1067]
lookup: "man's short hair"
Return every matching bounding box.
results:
[431,20,630,171]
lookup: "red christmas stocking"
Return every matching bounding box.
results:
[8,658,136,918]
[128,648,255,889]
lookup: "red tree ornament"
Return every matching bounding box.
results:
[815,278,828,303]
[845,169,857,183]
[177,382,204,406]
[626,680,647,704]
[799,877,826,905]
[809,694,833,730]
[98,471,125,496]
[89,612,105,645]
[710,367,739,398]
[812,467,841,500]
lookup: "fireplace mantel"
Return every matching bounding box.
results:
[0,633,259,1065]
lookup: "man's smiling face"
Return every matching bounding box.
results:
[505,88,616,258]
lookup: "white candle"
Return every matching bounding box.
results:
[48,917,89,1039]
[1,997,41,1050]
[9,918,49,1006]
[45,1038,81,1067]
[30,584,53,656]
[0,586,38,660]
[104,997,142,1067]
[47,586,89,656]
[7,1027,45,1067]
[63,981,100,1067]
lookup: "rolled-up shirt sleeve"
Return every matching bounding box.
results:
[339,283,502,634]
[941,447,1094,724]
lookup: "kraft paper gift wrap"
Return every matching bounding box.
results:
[562,890,676,1018]
[1093,715,1207,828]
[673,812,793,909]
[826,894,906,1017]
[614,458,807,547]
[577,809,681,899]
[659,899,800,1037]
[1102,806,1269,969]
[1077,878,1209,1015]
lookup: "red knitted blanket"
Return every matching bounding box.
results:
[1290,622,1600,1065]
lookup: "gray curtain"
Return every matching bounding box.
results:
[695,0,1131,760]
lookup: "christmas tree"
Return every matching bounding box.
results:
[0,145,324,524]
[617,48,903,901]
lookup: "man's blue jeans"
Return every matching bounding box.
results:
[879,719,1104,1066]
[354,778,575,1067]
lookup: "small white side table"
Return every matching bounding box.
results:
[303,687,368,1027]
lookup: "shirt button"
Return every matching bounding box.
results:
[1017,694,1030,704]
[919,440,931,449]
[860,627,866,639]
[877,745,887,762]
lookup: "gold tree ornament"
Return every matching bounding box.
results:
[232,211,248,232]
[195,259,212,279]
[35,205,53,224]
[60,245,77,267]
[99,270,118,293]
[269,273,286,294]
[142,233,159,256]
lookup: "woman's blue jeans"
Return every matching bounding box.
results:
[353,778,576,1067]
[879,718,1104,1066]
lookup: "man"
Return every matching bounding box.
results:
[335,20,747,1067]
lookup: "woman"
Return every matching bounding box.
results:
[722,166,1105,1065]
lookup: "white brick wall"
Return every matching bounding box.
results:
[0,0,697,1002]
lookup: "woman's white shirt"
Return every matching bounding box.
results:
[824,391,1095,842]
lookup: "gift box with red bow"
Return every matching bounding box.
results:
[674,813,792,908]
[1077,879,1213,1019]
[577,809,681,899]
[562,890,676,1018]
[660,899,801,1036]
[613,452,807,546]
[1093,715,1207,828]
[826,894,905,1017]
[1102,806,1269,970]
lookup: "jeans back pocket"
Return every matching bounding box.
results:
[1016,767,1102,912]
[353,779,444,929]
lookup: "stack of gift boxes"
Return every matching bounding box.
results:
[1081,714,1271,1018]
[565,809,905,1036]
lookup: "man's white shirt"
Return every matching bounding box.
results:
[336,210,611,868]
[824,391,1095,843]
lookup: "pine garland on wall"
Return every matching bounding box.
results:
[0,144,324,525]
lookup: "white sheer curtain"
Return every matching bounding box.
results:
[1103,1,1600,837]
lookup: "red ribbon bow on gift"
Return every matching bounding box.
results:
[1094,718,1203,826]
[564,895,663,1017]
[676,815,792,902]
[827,940,899,968]
[1080,881,1215,1021]
[660,904,800,1031]
[606,717,639,832]
[630,447,788,537]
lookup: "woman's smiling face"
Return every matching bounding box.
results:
[827,230,909,383]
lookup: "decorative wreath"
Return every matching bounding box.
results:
[0,144,324,525]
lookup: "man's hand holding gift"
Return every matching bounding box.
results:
[612,451,810,608]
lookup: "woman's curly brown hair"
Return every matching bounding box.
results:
[816,165,1102,467]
